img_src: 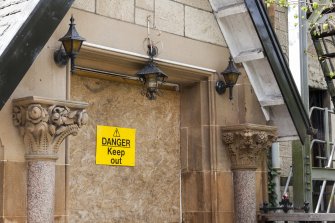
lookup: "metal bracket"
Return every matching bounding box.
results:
[53,47,68,67]
[215,80,227,94]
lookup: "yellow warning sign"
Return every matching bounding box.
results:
[96,125,136,166]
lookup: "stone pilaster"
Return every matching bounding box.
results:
[12,96,88,223]
[221,124,277,223]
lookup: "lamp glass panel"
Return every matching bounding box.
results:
[72,40,83,54]
[62,40,73,55]
[146,73,158,90]
[223,72,239,86]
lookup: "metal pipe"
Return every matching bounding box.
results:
[326,183,335,213]
[272,142,281,169]
[299,0,309,111]
[65,63,70,222]
[83,42,217,74]
[311,139,327,147]
[75,66,180,91]
[316,181,327,213]
[325,108,331,164]
[315,144,335,213]
[271,142,281,205]
[284,166,293,196]
[310,139,334,148]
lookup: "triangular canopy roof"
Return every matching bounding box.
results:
[0,0,74,109]
[209,0,313,143]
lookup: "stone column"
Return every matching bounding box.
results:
[221,124,277,223]
[12,96,88,223]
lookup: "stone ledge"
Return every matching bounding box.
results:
[221,123,278,132]
[259,213,335,222]
[12,96,88,109]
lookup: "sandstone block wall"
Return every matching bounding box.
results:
[72,0,226,46]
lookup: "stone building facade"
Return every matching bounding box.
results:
[0,0,305,222]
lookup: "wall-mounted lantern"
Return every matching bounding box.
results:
[54,16,86,73]
[216,55,241,100]
[136,45,167,100]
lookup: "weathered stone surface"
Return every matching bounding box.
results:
[181,171,211,212]
[216,171,234,212]
[308,56,327,89]
[72,0,95,12]
[233,170,256,223]
[281,156,292,177]
[221,124,277,170]
[3,161,26,218]
[12,97,88,222]
[279,141,292,177]
[155,0,184,36]
[27,161,55,223]
[275,6,288,55]
[97,0,135,23]
[136,0,154,11]
[69,76,180,222]
[175,0,211,11]
[55,165,66,218]
[185,6,225,46]
[12,96,88,160]
[182,212,212,223]
[279,141,292,157]
[0,161,67,222]
[307,37,327,89]
[135,8,154,27]
[180,82,211,171]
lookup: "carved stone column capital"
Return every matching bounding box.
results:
[221,123,277,170]
[12,96,89,160]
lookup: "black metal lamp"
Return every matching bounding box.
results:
[136,45,167,100]
[54,16,86,73]
[216,55,241,100]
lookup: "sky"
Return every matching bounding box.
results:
[288,3,301,94]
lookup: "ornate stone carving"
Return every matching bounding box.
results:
[12,96,88,160]
[221,124,277,170]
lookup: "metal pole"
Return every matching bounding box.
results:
[284,166,293,196]
[299,0,309,110]
[299,0,313,208]
[272,142,281,205]
[326,184,335,213]
[325,108,330,163]
[315,145,335,213]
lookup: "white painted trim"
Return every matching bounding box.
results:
[234,49,264,63]
[83,42,217,74]
[261,107,271,121]
[216,3,247,18]
[259,98,285,107]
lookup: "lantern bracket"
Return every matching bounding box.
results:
[54,47,68,67]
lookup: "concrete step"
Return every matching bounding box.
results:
[259,213,335,222]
